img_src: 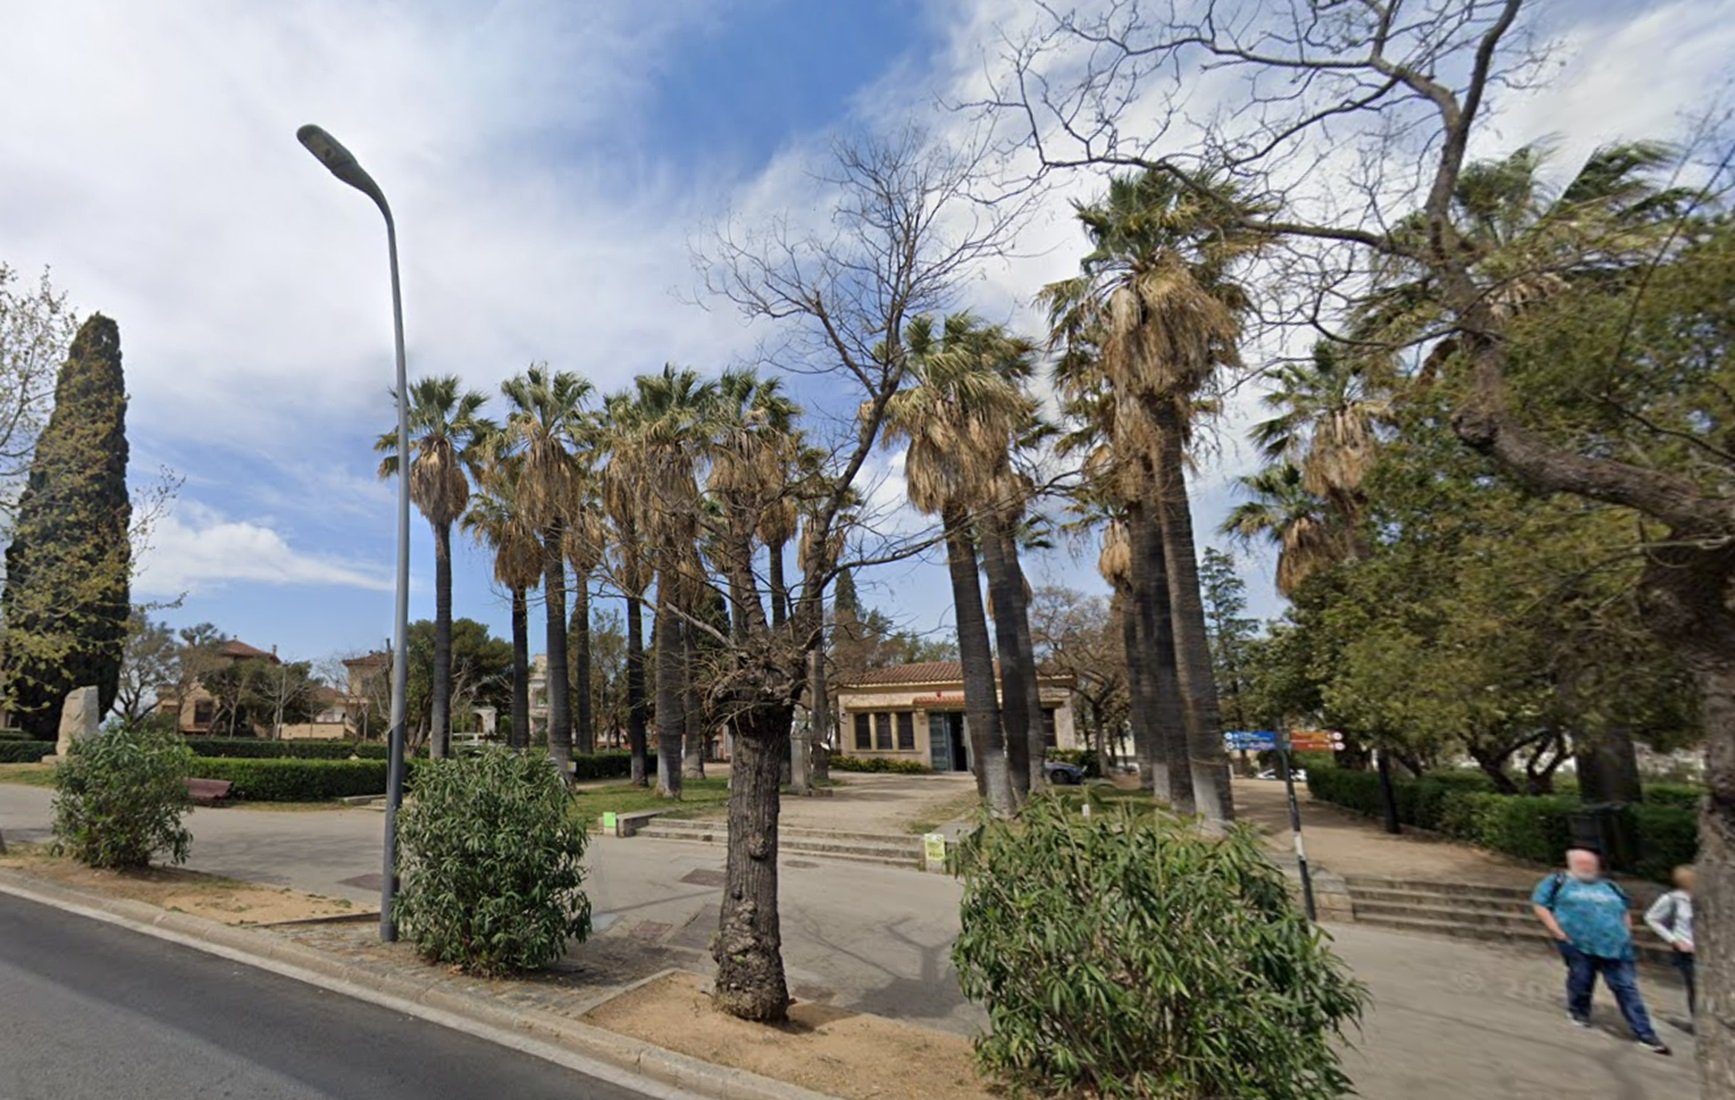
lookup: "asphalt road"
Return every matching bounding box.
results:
[0,893,667,1100]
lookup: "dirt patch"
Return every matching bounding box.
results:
[0,844,358,925]
[586,971,993,1100]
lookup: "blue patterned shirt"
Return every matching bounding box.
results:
[1532,874,1633,960]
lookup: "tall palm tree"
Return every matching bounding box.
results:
[564,472,608,755]
[460,449,541,749]
[376,376,493,759]
[883,313,1030,818]
[599,390,652,786]
[1219,463,1346,598]
[500,365,593,775]
[985,468,1051,791]
[1045,169,1265,823]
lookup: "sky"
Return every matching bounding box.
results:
[0,0,1728,668]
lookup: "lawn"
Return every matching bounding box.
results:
[0,763,56,788]
[572,776,732,820]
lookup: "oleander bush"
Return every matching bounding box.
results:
[52,722,194,869]
[954,800,1366,1099]
[193,758,389,801]
[396,748,592,975]
[0,740,55,763]
[829,755,932,775]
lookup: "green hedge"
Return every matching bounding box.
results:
[0,728,30,741]
[570,750,656,781]
[182,737,389,760]
[830,755,933,775]
[191,758,389,801]
[0,740,55,763]
[1642,783,1704,810]
[1307,765,1696,882]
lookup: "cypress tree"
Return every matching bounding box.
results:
[2,314,131,738]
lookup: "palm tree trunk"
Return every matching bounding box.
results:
[712,702,793,1021]
[978,522,1031,798]
[509,586,530,750]
[1128,503,1195,814]
[768,539,788,628]
[626,593,648,786]
[1155,418,1235,825]
[1116,586,1162,793]
[808,646,830,785]
[430,520,454,759]
[571,569,594,755]
[654,579,685,798]
[682,618,705,779]
[542,523,573,776]
[943,504,1013,816]
[997,520,1048,791]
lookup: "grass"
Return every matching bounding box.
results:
[572,776,733,820]
[0,763,56,788]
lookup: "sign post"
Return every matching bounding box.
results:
[1278,730,1317,921]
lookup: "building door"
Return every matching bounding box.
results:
[928,713,951,771]
[948,713,970,772]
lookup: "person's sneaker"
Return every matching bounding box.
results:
[1569,1014,1591,1028]
[1637,1037,1673,1056]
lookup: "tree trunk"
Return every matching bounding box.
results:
[1117,588,1164,794]
[654,583,685,798]
[682,618,705,779]
[768,539,789,628]
[1128,504,1196,815]
[542,524,572,776]
[944,504,1013,817]
[1694,655,1735,1095]
[571,568,594,755]
[509,586,530,750]
[1573,729,1643,805]
[430,520,453,760]
[808,646,830,785]
[626,593,648,786]
[1153,420,1235,825]
[979,522,1031,799]
[999,522,1048,792]
[712,703,794,1022]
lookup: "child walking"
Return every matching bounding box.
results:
[1644,865,1696,1021]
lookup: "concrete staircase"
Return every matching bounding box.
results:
[632,817,926,869]
[1344,875,1674,966]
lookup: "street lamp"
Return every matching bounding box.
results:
[296,124,412,943]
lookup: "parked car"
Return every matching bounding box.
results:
[1043,760,1086,786]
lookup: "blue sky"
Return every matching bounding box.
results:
[1,0,1728,670]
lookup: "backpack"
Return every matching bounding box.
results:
[1541,871,1628,910]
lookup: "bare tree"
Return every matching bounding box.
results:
[988,0,1735,1083]
[689,124,1031,1021]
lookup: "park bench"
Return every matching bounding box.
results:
[185,777,234,806]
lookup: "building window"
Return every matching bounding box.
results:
[193,700,214,727]
[896,711,915,750]
[1041,708,1057,748]
[874,712,894,751]
[854,712,872,751]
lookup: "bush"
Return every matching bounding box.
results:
[0,727,30,740]
[193,758,389,801]
[954,800,1365,1099]
[396,748,592,975]
[0,740,55,763]
[1630,803,1699,882]
[1643,783,1703,809]
[182,737,388,760]
[52,723,194,869]
[829,755,932,775]
[569,750,657,781]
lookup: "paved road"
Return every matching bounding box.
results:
[0,892,668,1100]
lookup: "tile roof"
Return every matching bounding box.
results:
[219,640,278,662]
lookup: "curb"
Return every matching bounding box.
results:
[0,869,835,1100]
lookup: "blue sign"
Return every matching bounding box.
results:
[1223,730,1278,750]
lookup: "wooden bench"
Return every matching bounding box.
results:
[185,777,234,806]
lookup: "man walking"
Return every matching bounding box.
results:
[1531,847,1670,1055]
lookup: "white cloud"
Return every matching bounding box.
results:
[136,499,390,597]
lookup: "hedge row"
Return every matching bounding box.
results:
[1306,766,1697,882]
[0,728,29,741]
[570,750,657,781]
[182,737,390,760]
[0,740,54,763]
[830,755,932,775]
[191,758,389,801]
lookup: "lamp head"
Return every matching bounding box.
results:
[297,124,385,206]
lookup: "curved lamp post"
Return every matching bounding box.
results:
[295,124,411,943]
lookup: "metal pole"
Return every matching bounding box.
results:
[1279,732,1317,921]
[380,211,411,944]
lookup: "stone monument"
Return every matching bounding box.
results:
[52,685,101,759]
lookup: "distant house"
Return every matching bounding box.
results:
[154,639,281,735]
[832,661,1080,773]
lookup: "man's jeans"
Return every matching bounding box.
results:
[1675,953,1696,1016]
[1559,942,1658,1041]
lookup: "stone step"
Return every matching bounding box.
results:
[640,817,923,851]
[1349,884,1546,909]
[1353,900,1543,932]
[1344,875,1536,901]
[1354,912,1677,967]
[633,826,923,868]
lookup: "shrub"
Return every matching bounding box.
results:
[396,748,592,975]
[829,755,932,775]
[182,737,389,760]
[0,727,30,740]
[193,758,388,801]
[1630,803,1699,882]
[0,740,55,763]
[954,801,1365,1099]
[52,722,194,869]
[1643,783,1703,810]
[570,750,657,781]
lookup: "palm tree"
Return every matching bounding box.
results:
[1045,169,1265,823]
[500,365,593,775]
[564,472,608,755]
[984,468,1052,791]
[599,390,652,786]
[883,313,1031,818]
[1220,463,1346,598]
[376,376,493,759]
[460,449,541,749]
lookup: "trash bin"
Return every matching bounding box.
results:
[1568,802,1636,872]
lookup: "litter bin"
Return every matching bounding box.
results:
[1568,802,1636,872]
